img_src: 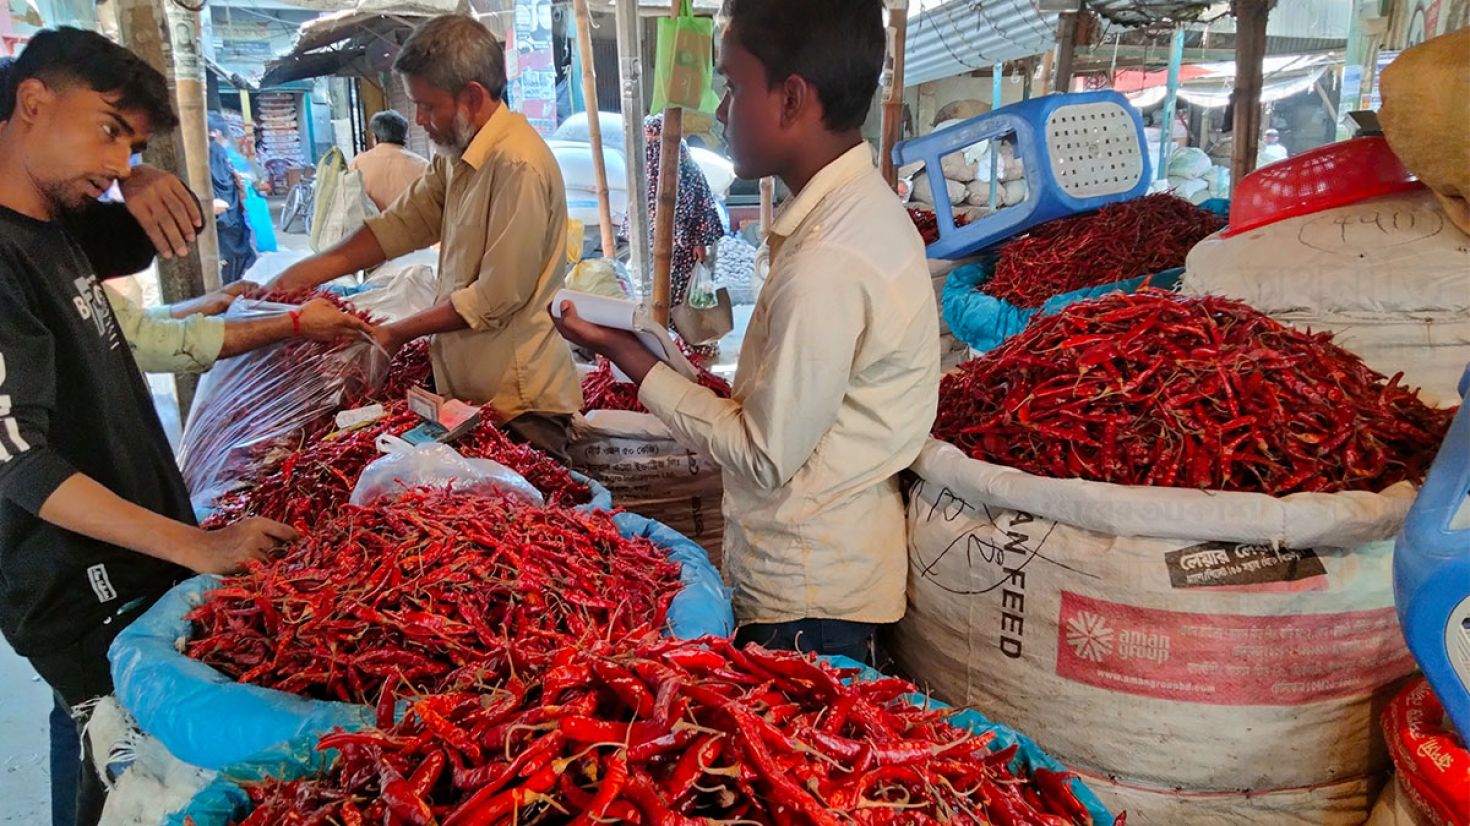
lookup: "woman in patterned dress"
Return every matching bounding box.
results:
[624,113,727,361]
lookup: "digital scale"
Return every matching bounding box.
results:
[1394,363,1470,735]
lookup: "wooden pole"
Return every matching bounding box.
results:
[649,0,684,327]
[1038,49,1055,96]
[572,0,618,260]
[1230,0,1272,192]
[116,0,220,417]
[879,1,908,190]
[1052,1,1082,94]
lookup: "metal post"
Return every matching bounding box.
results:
[1158,25,1185,181]
[989,62,1002,211]
[614,0,651,295]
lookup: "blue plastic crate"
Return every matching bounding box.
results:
[1393,363,1470,736]
[895,90,1152,259]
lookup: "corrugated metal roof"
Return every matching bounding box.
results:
[905,0,1059,86]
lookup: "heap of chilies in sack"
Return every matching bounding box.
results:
[934,289,1454,494]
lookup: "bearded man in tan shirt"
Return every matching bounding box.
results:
[272,15,581,457]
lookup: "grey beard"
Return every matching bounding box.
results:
[433,110,477,158]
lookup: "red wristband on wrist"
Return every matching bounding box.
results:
[289,310,301,337]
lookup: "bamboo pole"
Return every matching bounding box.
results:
[572,0,617,259]
[614,0,650,292]
[879,1,908,190]
[1230,0,1272,192]
[649,0,684,327]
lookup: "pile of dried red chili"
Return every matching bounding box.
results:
[206,399,588,527]
[934,290,1454,495]
[228,635,1103,826]
[378,339,435,400]
[907,206,971,246]
[981,194,1224,308]
[188,489,676,705]
[581,358,732,414]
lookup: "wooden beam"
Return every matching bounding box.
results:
[1231,0,1272,192]
[759,176,774,237]
[573,0,618,259]
[649,0,683,327]
[879,2,908,190]
[1038,49,1055,95]
[116,0,220,416]
[1052,2,1083,94]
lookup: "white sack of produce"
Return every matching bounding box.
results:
[690,146,737,199]
[566,411,725,568]
[1166,146,1213,180]
[1183,189,1470,401]
[1002,179,1028,207]
[896,439,1417,825]
[941,151,977,183]
[343,259,437,324]
[911,173,967,207]
[1165,175,1209,200]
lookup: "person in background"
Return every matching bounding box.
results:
[270,15,581,459]
[350,109,429,211]
[626,112,726,361]
[207,113,256,282]
[0,29,300,826]
[554,0,939,663]
[1259,127,1289,166]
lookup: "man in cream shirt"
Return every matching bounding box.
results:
[273,15,580,456]
[555,0,938,662]
[349,110,429,211]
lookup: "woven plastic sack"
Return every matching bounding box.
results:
[110,513,730,771]
[175,299,388,510]
[309,148,379,253]
[651,0,718,114]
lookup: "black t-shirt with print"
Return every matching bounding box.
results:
[0,202,192,657]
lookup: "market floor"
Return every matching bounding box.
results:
[0,635,52,824]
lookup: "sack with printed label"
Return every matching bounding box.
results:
[1183,190,1470,403]
[894,438,1420,825]
[566,411,724,568]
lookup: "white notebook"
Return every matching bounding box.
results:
[552,290,701,382]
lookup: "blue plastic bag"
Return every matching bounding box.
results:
[110,509,726,771]
[243,188,277,254]
[943,259,1185,354]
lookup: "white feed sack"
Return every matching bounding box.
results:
[894,439,1418,825]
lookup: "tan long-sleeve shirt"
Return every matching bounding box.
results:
[638,144,941,624]
[364,106,582,418]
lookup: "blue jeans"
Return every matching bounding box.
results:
[50,694,80,826]
[735,619,876,665]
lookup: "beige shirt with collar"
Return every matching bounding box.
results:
[639,143,941,625]
[365,106,582,418]
[349,142,430,212]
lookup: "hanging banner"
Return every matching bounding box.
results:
[510,0,557,136]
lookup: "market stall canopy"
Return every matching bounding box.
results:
[260,0,467,86]
[1087,0,1217,29]
[904,0,1060,87]
[1120,52,1337,108]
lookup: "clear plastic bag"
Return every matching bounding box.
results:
[349,439,545,507]
[176,300,387,510]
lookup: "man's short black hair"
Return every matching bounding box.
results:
[370,110,410,145]
[5,27,177,130]
[721,0,884,132]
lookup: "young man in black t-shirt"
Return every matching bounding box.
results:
[0,29,301,826]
